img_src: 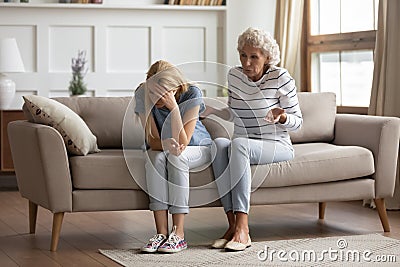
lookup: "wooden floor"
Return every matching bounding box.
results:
[0,190,399,266]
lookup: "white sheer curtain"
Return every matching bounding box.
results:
[274,0,304,83]
[368,0,400,210]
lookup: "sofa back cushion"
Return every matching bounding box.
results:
[289,92,336,143]
[53,97,144,149]
[201,97,234,140]
[49,92,336,148]
[202,92,336,143]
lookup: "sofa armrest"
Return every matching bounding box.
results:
[8,121,72,213]
[333,114,400,198]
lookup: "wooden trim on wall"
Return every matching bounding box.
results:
[337,106,368,115]
[300,0,310,92]
[308,41,375,53]
[308,30,376,44]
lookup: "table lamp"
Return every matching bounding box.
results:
[0,38,25,109]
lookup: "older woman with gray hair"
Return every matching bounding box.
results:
[204,27,303,251]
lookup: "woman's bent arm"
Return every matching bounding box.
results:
[171,105,199,146]
[139,114,163,150]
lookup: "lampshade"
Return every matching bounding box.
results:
[0,38,25,73]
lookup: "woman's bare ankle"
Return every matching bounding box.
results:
[222,227,235,240]
[230,226,249,243]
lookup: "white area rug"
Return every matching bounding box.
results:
[99,234,400,266]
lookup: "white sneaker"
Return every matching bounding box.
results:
[140,233,167,253]
[157,226,187,253]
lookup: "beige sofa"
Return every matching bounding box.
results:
[8,92,400,251]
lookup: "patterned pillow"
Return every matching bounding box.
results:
[23,95,100,156]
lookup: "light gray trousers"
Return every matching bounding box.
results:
[211,137,294,214]
[145,146,211,214]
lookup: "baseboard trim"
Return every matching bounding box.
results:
[0,174,18,190]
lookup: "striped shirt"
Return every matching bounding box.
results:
[228,66,303,149]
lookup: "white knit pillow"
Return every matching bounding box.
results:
[23,95,100,156]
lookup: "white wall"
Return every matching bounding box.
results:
[0,0,279,107]
[226,0,276,67]
[0,4,225,108]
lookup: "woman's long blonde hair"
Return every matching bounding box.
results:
[144,60,188,142]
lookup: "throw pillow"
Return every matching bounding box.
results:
[23,95,100,156]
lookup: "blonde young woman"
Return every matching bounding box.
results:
[134,60,212,253]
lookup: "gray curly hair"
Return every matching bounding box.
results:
[237,27,280,66]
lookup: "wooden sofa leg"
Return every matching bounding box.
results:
[29,201,38,234]
[319,202,326,219]
[374,198,390,232]
[50,212,64,252]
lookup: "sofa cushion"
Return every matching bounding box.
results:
[71,143,374,191]
[70,149,215,190]
[192,143,374,189]
[253,143,375,188]
[289,92,337,143]
[70,149,145,190]
[201,97,234,140]
[23,95,100,156]
[201,115,234,140]
[54,97,145,149]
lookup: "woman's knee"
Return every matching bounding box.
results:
[146,150,167,165]
[214,137,231,147]
[212,138,231,154]
[231,137,249,154]
[167,153,189,170]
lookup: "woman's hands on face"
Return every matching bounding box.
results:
[147,80,178,110]
[162,138,185,156]
[264,107,286,123]
[149,82,178,110]
[160,90,178,111]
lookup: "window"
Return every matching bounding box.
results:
[302,0,379,113]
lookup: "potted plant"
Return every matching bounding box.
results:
[68,50,88,96]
